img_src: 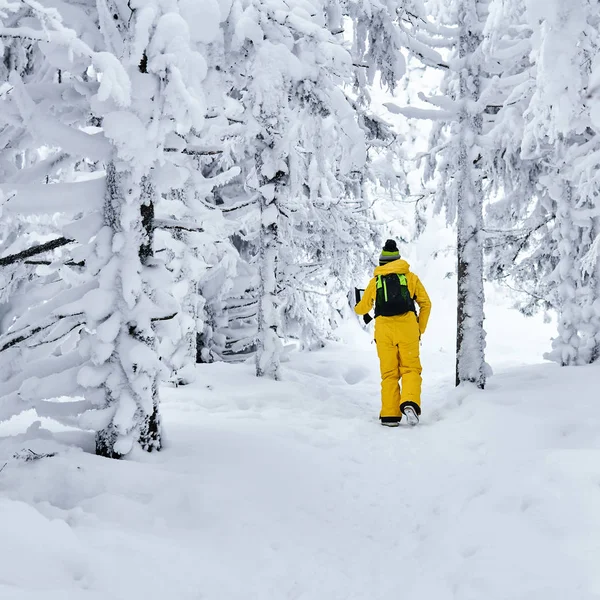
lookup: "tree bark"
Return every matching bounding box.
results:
[455,1,486,388]
[255,167,285,380]
[256,215,281,379]
[136,174,161,452]
[547,183,585,366]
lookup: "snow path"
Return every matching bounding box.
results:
[2,319,600,599]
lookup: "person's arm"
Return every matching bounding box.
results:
[414,277,431,335]
[354,278,376,316]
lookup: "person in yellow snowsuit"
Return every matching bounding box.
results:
[355,240,431,426]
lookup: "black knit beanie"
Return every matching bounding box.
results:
[379,239,400,265]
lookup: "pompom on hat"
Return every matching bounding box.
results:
[379,239,400,265]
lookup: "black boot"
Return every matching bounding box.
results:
[380,416,401,427]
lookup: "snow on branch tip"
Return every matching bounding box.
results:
[384,103,455,121]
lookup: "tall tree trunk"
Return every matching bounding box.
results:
[571,188,600,365]
[96,160,123,458]
[169,187,199,382]
[255,189,282,379]
[455,0,486,388]
[137,174,161,451]
[548,182,584,366]
[589,219,600,362]
[96,163,162,457]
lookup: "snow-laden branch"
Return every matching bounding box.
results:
[0,237,74,267]
[384,102,454,121]
[395,23,449,70]
[580,234,600,275]
[36,398,95,423]
[484,217,556,265]
[0,310,85,353]
[2,358,87,404]
[164,147,223,156]
[5,280,96,341]
[417,91,457,112]
[398,7,458,39]
[5,73,113,161]
[0,395,29,422]
[220,195,259,213]
[25,318,84,349]
[0,0,130,106]
[0,177,106,216]
[0,216,208,269]
[5,152,72,184]
[153,218,204,233]
[412,29,455,49]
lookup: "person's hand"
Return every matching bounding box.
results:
[363,313,373,325]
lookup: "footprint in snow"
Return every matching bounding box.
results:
[343,366,371,385]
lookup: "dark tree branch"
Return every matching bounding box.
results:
[410,50,449,70]
[24,260,85,267]
[0,311,85,353]
[151,312,177,322]
[220,196,259,213]
[226,299,258,311]
[0,237,74,267]
[25,321,84,349]
[164,148,223,156]
[153,218,204,233]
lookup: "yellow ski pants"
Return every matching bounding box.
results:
[375,313,422,418]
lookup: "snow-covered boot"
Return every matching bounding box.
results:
[380,416,401,427]
[401,402,420,426]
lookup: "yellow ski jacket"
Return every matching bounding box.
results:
[354,259,432,335]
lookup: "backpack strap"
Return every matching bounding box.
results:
[398,273,417,314]
[376,275,388,302]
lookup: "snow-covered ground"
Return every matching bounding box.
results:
[2,289,600,600]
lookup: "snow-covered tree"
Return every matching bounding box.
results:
[218,0,391,379]
[444,0,487,388]
[525,1,600,365]
[481,0,600,365]
[390,0,488,387]
[453,0,559,366]
[0,0,222,457]
[0,0,130,434]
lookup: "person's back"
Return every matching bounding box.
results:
[355,240,431,426]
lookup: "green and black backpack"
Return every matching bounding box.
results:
[374,274,416,317]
